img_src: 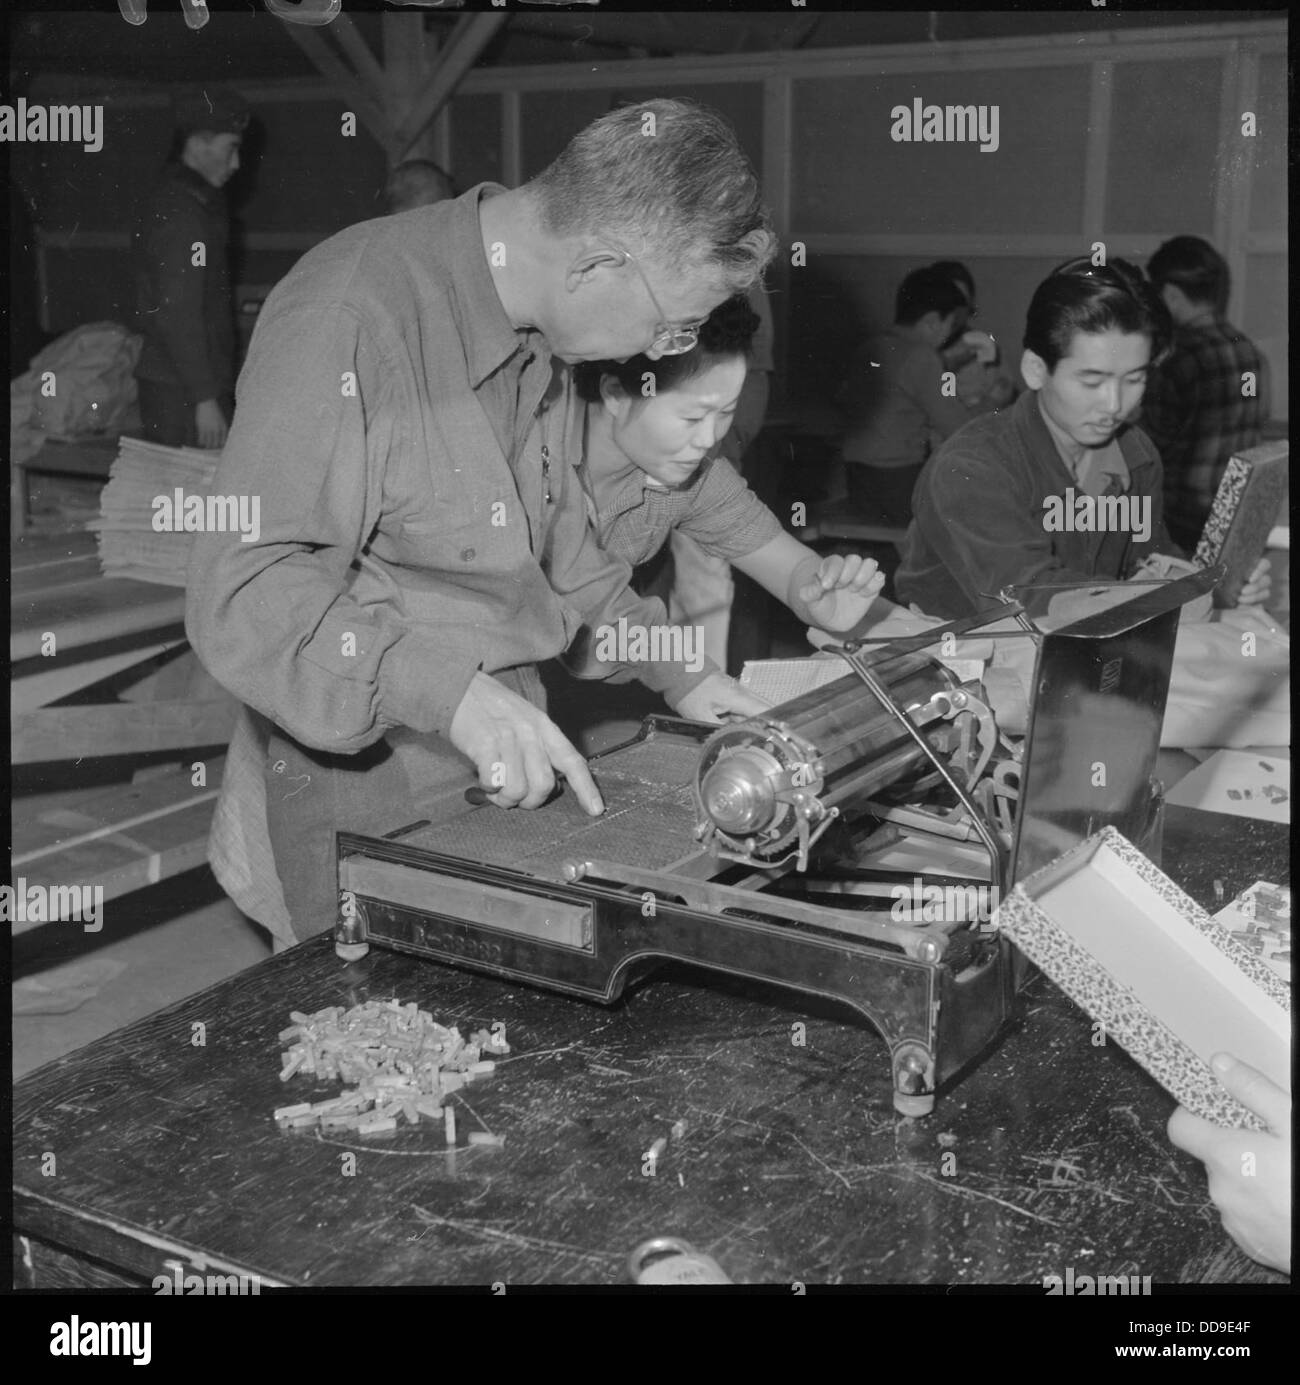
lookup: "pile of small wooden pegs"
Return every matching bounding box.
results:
[272,999,510,1142]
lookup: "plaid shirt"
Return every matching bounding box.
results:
[1140,317,1266,540]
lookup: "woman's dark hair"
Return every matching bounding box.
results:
[1023,257,1171,372]
[575,292,760,404]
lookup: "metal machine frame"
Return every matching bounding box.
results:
[335,570,1217,1114]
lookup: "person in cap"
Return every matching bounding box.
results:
[189,99,776,946]
[133,85,250,449]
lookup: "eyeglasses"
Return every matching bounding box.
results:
[616,247,705,356]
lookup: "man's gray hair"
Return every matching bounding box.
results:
[532,99,775,293]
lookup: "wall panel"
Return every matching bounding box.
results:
[448,93,503,190]
[1248,51,1287,233]
[792,69,1090,237]
[1105,59,1223,235]
[517,82,764,184]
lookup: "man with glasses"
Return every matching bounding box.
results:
[189,100,775,945]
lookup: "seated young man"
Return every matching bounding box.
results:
[1141,235,1268,553]
[837,265,975,527]
[895,257,1270,621]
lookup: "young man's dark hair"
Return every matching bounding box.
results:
[1024,257,1171,373]
[575,293,759,404]
[930,259,976,306]
[1147,236,1229,314]
[895,266,968,326]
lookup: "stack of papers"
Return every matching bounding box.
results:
[87,437,219,587]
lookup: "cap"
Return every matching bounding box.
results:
[173,86,251,138]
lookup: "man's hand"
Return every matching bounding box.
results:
[672,672,770,725]
[1235,557,1273,607]
[195,398,229,450]
[449,670,603,815]
[795,553,885,634]
[1168,1054,1290,1274]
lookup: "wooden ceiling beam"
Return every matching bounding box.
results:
[330,11,390,107]
[392,13,508,160]
[278,20,394,152]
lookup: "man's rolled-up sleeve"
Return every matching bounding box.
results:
[185,301,482,753]
[913,446,1097,617]
[542,440,717,706]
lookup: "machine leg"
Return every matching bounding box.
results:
[892,1042,937,1117]
[334,888,370,962]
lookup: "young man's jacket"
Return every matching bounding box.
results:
[896,387,1180,619]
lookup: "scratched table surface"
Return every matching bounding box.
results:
[13,806,1289,1288]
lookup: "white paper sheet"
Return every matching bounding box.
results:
[1164,748,1291,823]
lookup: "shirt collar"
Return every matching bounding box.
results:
[450,182,542,388]
[1028,390,1143,487]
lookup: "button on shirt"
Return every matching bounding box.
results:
[186,183,711,760]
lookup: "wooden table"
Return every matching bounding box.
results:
[12,805,1289,1290]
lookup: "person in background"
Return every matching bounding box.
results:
[895,257,1271,621]
[837,265,974,527]
[1169,1054,1290,1275]
[383,159,458,215]
[1142,235,1268,553]
[133,85,249,449]
[189,99,775,946]
[572,294,883,654]
[931,259,1017,414]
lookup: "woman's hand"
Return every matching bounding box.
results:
[796,553,886,633]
